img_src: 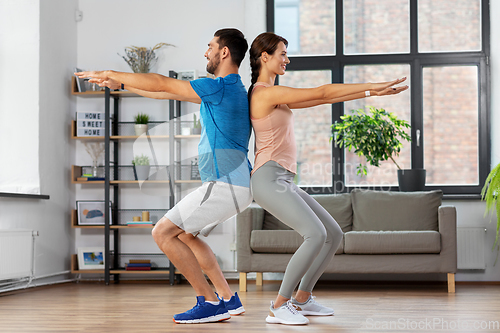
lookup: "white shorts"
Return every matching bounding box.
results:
[164,181,252,237]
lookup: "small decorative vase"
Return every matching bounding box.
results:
[192,127,201,135]
[134,124,148,136]
[92,160,99,177]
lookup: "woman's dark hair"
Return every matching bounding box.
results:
[248,32,288,99]
[214,28,248,68]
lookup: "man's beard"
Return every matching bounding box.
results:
[206,52,220,75]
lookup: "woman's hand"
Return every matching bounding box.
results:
[374,84,409,97]
[371,77,407,92]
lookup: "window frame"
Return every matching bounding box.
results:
[267,0,491,196]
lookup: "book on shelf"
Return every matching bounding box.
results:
[126,221,153,227]
[126,263,151,268]
[125,266,151,271]
[129,259,151,264]
[77,177,105,182]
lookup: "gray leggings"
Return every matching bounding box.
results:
[251,161,343,299]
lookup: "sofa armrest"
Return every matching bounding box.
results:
[438,205,457,272]
[236,206,265,272]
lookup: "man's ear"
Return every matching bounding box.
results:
[220,46,230,60]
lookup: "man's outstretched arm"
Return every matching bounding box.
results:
[75,70,201,103]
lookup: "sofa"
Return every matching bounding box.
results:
[236,189,457,293]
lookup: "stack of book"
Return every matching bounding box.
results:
[125,259,151,271]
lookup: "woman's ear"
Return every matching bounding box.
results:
[261,52,269,62]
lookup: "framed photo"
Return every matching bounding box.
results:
[77,247,105,270]
[74,67,87,92]
[177,70,198,81]
[76,200,112,225]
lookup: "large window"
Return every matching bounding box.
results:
[268,0,489,195]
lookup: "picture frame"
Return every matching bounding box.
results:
[177,70,198,81]
[76,200,112,225]
[77,247,105,270]
[74,67,87,92]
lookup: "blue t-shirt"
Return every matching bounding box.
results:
[190,74,252,187]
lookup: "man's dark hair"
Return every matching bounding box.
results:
[214,28,248,68]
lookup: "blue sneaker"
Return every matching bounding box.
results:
[173,296,231,324]
[225,292,245,315]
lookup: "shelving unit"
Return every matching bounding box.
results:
[71,71,200,285]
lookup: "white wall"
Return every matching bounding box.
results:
[0,0,40,194]
[0,0,77,286]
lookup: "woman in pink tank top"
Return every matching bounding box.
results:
[248,32,408,326]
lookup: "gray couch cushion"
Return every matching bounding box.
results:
[351,189,442,231]
[344,231,441,254]
[312,194,353,232]
[250,230,344,255]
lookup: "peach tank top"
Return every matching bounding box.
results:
[250,82,297,175]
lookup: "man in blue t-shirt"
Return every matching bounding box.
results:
[75,28,251,323]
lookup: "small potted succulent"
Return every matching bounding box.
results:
[132,154,150,181]
[134,113,150,136]
[192,114,202,135]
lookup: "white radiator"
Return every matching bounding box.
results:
[457,227,486,269]
[0,230,36,281]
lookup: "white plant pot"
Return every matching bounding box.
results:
[134,165,150,181]
[134,124,148,136]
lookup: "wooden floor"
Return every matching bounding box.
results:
[1,281,499,332]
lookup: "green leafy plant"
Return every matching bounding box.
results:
[132,154,150,166]
[134,113,150,125]
[481,162,500,262]
[331,106,411,176]
[193,114,201,129]
[119,42,175,73]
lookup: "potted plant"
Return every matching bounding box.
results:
[132,154,150,181]
[481,162,500,263]
[192,114,202,135]
[331,106,419,190]
[134,113,149,136]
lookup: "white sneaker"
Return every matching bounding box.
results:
[291,295,334,316]
[265,300,309,325]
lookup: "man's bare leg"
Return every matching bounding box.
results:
[178,232,233,300]
[152,217,218,302]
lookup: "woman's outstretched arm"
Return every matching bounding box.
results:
[253,77,407,115]
[288,84,408,109]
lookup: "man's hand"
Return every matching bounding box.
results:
[74,70,111,81]
[89,77,121,90]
